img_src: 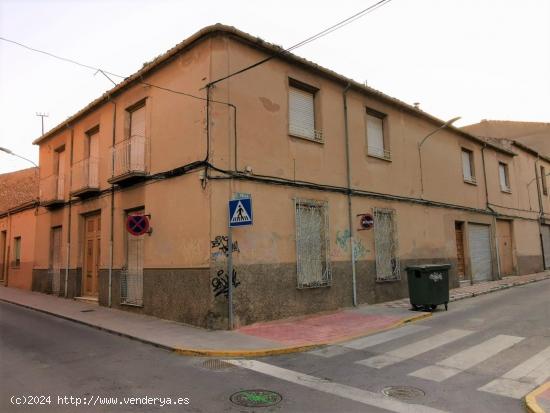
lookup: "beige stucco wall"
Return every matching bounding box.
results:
[0,208,36,290]
[25,30,547,326]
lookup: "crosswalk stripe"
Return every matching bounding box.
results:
[410,335,524,382]
[342,324,430,350]
[225,359,449,413]
[356,329,473,369]
[478,345,550,399]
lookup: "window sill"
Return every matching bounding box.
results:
[367,153,392,162]
[463,178,477,186]
[500,188,512,194]
[288,133,324,144]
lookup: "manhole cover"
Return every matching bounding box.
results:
[230,390,282,407]
[201,359,235,371]
[382,386,425,401]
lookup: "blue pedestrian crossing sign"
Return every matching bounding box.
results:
[229,198,253,227]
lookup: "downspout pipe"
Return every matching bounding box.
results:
[108,97,116,307]
[65,127,74,297]
[534,157,547,270]
[343,83,357,307]
[481,144,501,280]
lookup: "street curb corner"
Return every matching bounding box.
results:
[524,382,550,413]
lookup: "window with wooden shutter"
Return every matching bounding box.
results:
[289,81,322,142]
[366,111,389,159]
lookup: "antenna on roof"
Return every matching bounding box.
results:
[36,112,49,136]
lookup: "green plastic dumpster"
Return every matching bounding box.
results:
[406,264,451,311]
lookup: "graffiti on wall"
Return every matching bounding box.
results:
[335,229,368,259]
[211,269,241,298]
[211,235,240,260]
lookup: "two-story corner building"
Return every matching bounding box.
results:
[29,25,548,329]
[0,167,39,290]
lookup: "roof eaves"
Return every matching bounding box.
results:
[31,24,515,157]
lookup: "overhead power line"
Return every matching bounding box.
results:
[0,0,392,98]
[207,0,393,86]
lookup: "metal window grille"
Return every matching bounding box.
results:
[295,199,331,288]
[373,208,400,281]
[121,236,144,306]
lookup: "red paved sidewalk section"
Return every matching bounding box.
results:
[237,311,407,346]
[525,382,550,413]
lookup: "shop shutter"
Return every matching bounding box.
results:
[468,224,492,282]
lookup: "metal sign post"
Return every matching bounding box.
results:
[227,194,252,330]
[227,226,234,330]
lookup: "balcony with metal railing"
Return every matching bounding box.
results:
[40,174,65,207]
[71,157,100,197]
[108,136,149,185]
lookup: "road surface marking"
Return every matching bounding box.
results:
[356,329,473,369]
[309,345,351,358]
[342,325,430,350]
[225,359,449,413]
[410,334,524,382]
[478,345,550,398]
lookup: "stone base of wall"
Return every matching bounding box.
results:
[207,258,458,329]
[516,255,544,276]
[32,269,51,293]
[59,268,82,298]
[98,268,212,328]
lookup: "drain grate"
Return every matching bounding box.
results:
[80,309,95,313]
[382,386,425,401]
[230,390,282,407]
[201,359,235,371]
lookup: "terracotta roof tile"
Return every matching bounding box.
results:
[0,167,39,213]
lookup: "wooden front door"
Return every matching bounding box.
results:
[0,231,6,282]
[455,222,466,280]
[497,220,514,276]
[83,214,101,296]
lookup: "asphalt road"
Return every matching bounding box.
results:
[1,279,549,413]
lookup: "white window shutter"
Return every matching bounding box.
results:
[130,106,146,138]
[462,150,472,180]
[367,114,384,157]
[289,87,315,140]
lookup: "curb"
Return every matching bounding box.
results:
[0,296,430,358]
[525,382,550,413]
[173,311,432,357]
[449,276,550,303]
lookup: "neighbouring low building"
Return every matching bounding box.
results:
[14,25,548,329]
[0,167,38,290]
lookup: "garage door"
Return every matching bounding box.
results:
[542,225,550,269]
[469,224,492,282]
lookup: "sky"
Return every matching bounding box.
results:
[0,0,549,173]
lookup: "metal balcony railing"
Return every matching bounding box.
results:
[40,174,65,205]
[71,157,99,195]
[110,136,149,182]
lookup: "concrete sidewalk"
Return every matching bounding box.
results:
[0,286,428,357]
[0,270,548,357]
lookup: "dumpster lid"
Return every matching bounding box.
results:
[406,264,451,271]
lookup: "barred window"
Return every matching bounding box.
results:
[373,208,400,281]
[295,199,331,288]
